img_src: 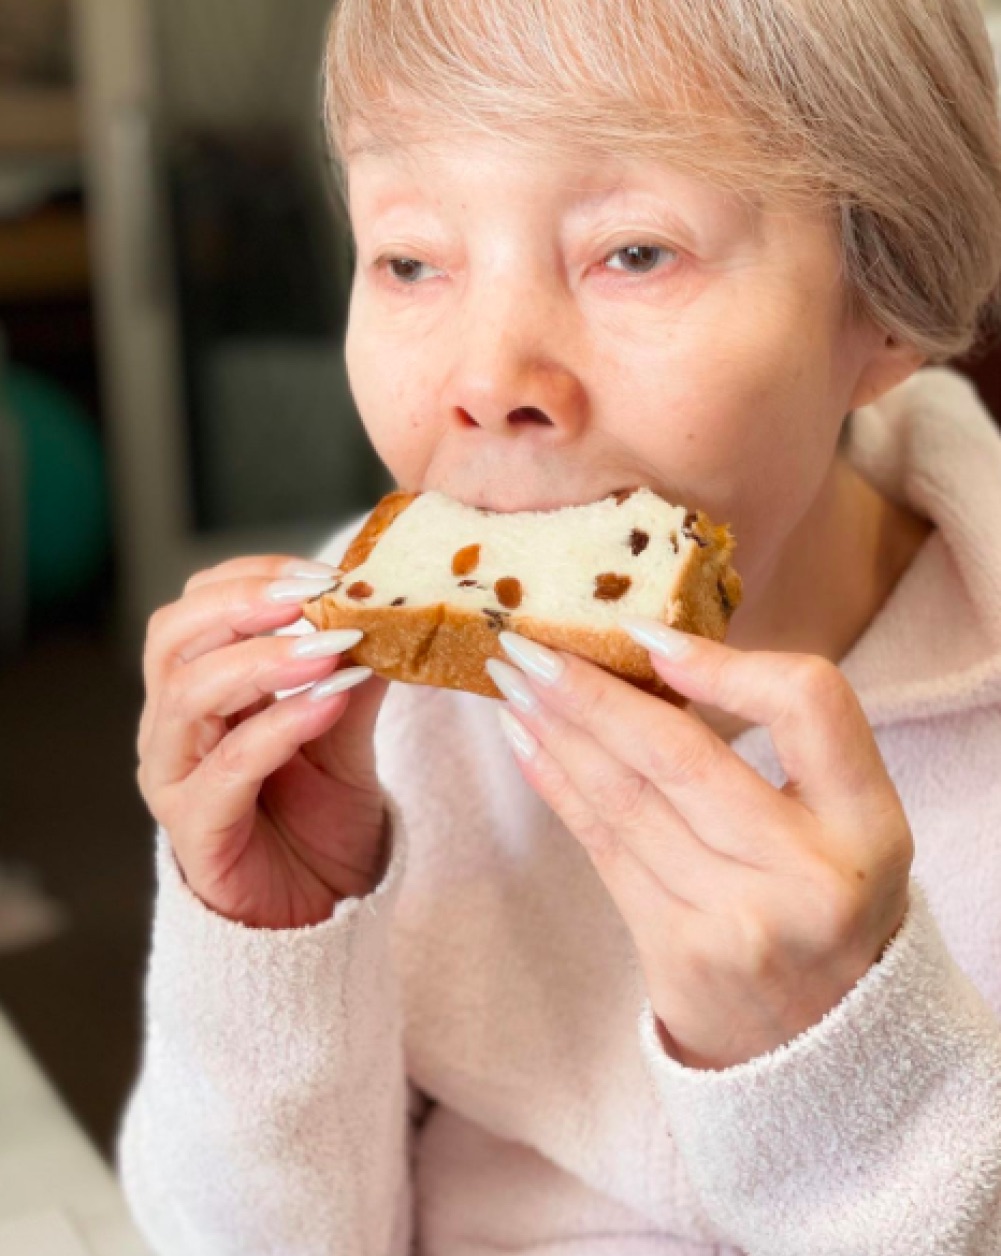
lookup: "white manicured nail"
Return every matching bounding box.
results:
[485,658,539,713]
[620,616,692,660]
[497,706,538,760]
[280,560,341,579]
[308,666,373,700]
[292,629,364,658]
[266,576,337,604]
[498,631,564,685]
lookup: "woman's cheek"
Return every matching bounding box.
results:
[345,313,439,487]
[657,323,837,558]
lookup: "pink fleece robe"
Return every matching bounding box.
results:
[118,366,1001,1255]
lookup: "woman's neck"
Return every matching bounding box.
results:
[694,457,932,742]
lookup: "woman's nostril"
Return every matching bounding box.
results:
[508,407,552,425]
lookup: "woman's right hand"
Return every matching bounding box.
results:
[136,555,392,929]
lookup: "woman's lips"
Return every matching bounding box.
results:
[457,486,646,513]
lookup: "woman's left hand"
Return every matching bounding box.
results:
[487,619,914,1071]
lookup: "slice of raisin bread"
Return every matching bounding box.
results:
[302,487,742,699]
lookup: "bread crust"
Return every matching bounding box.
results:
[302,493,742,701]
[339,489,418,570]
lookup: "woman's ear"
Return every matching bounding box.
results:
[849,334,926,411]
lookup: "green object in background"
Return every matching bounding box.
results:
[3,367,111,609]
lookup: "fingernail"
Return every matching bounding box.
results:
[485,658,540,714]
[266,576,337,604]
[280,559,341,579]
[498,632,564,685]
[620,616,692,660]
[292,628,364,658]
[308,666,373,700]
[497,706,538,760]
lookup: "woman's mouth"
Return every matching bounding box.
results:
[453,486,647,513]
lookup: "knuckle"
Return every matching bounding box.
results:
[597,769,651,828]
[885,818,916,875]
[145,604,168,642]
[654,727,718,789]
[792,656,851,716]
[142,603,179,688]
[142,607,167,668]
[183,560,235,595]
[546,774,619,863]
[677,924,717,983]
[805,863,864,949]
[246,645,279,695]
[575,814,620,865]
[182,567,214,596]
[544,770,578,824]
[561,670,606,726]
[733,907,781,980]
[135,761,169,827]
[159,671,195,724]
[816,891,860,953]
[212,730,251,784]
[152,786,181,834]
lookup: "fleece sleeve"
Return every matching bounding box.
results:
[638,883,1001,1256]
[116,789,420,1256]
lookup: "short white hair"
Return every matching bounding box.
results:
[324,0,1001,362]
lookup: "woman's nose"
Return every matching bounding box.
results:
[443,308,589,439]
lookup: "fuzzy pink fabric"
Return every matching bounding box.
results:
[120,368,1001,1255]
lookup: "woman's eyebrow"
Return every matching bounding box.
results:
[347,155,430,218]
[567,185,766,261]
[566,185,679,219]
[352,186,439,229]
[562,184,704,240]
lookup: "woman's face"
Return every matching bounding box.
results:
[343,130,911,594]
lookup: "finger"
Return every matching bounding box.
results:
[140,572,338,753]
[227,694,273,730]
[488,660,738,901]
[300,667,390,789]
[495,633,792,862]
[182,554,340,595]
[145,574,338,685]
[619,617,890,821]
[142,631,362,790]
[138,573,336,761]
[496,706,699,923]
[175,670,374,839]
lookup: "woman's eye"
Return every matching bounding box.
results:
[604,244,677,275]
[383,257,436,285]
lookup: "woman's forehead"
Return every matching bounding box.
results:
[334,62,798,210]
[343,121,773,232]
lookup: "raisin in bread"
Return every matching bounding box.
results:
[302,487,742,700]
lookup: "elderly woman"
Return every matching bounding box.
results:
[123,2,1001,1253]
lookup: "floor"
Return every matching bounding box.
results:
[0,619,153,1161]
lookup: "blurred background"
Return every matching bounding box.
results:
[0,0,1000,1250]
[0,0,390,1247]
